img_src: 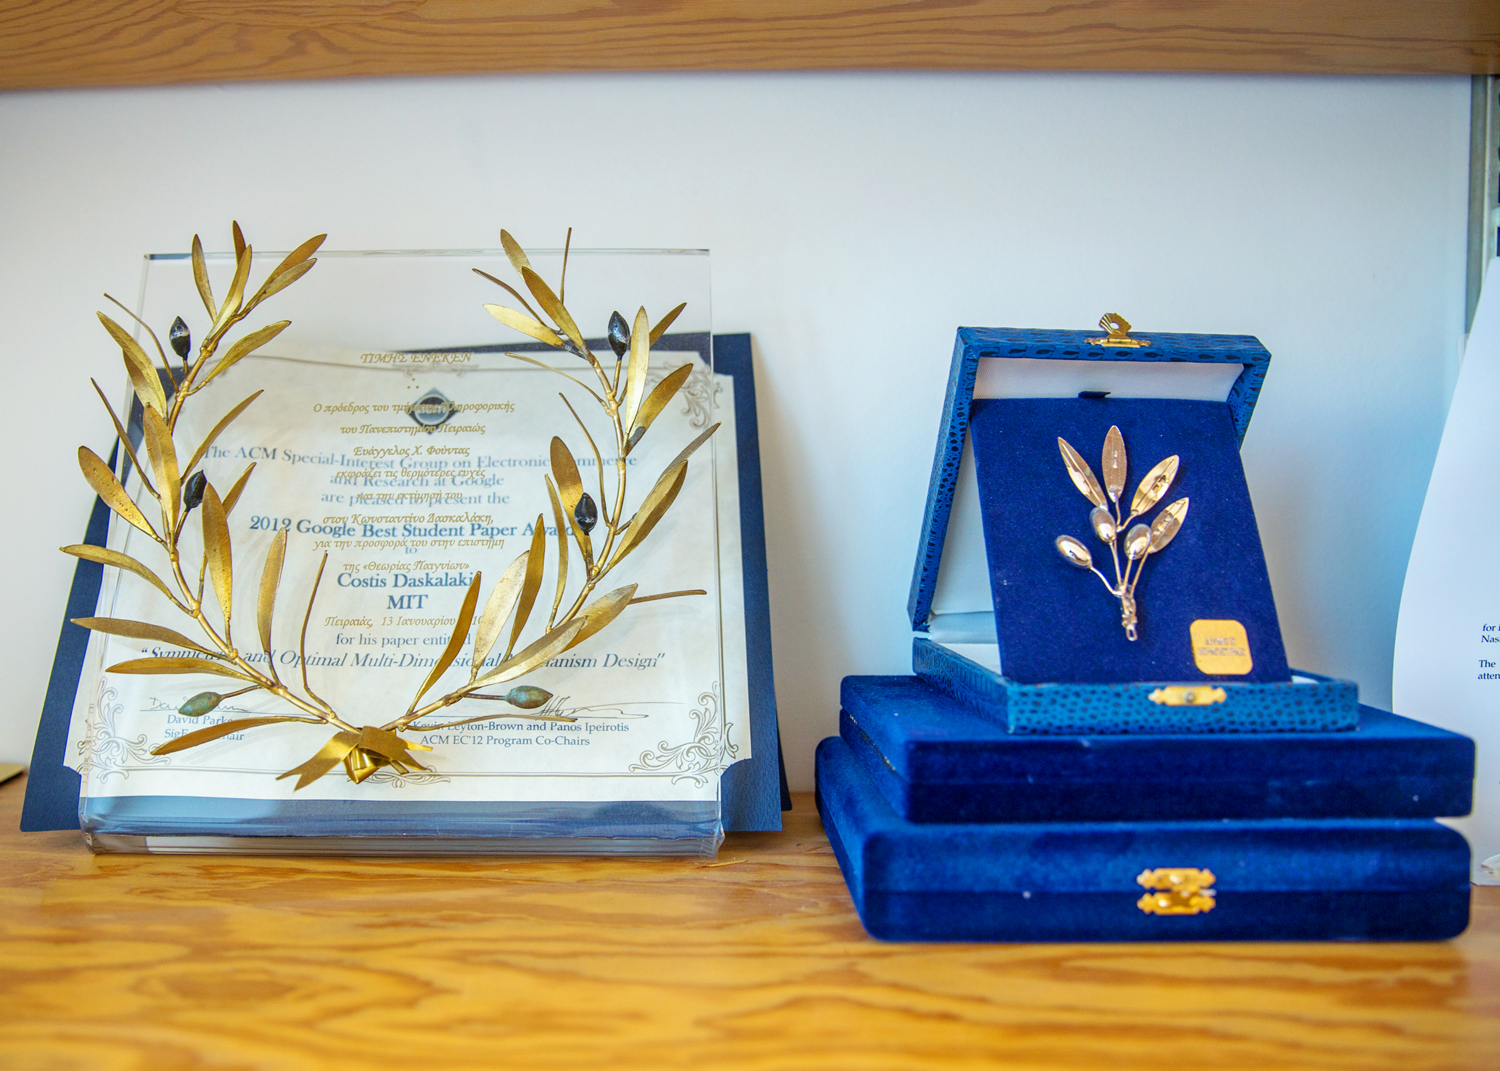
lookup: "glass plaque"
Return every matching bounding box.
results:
[63,242,742,855]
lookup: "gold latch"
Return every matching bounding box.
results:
[1087,313,1152,349]
[1136,867,1217,915]
[1148,685,1227,706]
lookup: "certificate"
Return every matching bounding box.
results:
[1394,264,1500,883]
[48,238,753,849]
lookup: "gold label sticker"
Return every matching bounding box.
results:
[1190,619,1253,675]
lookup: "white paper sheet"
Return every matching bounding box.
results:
[66,345,749,804]
[1394,262,1500,883]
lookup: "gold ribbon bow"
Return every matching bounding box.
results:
[276,726,435,789]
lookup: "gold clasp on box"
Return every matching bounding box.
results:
[1148,685,1227,707]
[1136,867,1217,915]
[1087,313,1152,349]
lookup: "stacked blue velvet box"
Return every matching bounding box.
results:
[816,324,1475,941]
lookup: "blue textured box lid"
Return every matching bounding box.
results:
[912,636,1352,734]
[908,326,1274,676]
[841,675,1474,823]
[816,736,1471,942]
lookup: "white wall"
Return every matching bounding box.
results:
[0,72,1471,790]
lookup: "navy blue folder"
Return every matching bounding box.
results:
[22,333,788,834]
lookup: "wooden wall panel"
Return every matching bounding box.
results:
[1,1,1498,90]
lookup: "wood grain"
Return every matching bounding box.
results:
[2,778,1499,1069]
[0,1,1496,91]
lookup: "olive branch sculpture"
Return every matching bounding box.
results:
[1052,425,1188,641]
[66,224,715,788]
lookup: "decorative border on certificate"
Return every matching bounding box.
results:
[629,683,737,786]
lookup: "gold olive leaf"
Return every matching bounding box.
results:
[109,656,256,682]
[1057,437,1107,508]
[503,351,604,404]
[474,618,586,690]
[544,476,572,620]
[184,391,263,479]
[140,406,180,530]
[648,303,686,346]
[72,617,219,658]
[410,572,482,706]
[222,462,255,514]
[549,436,585,516]
[154,716,320,757]
[471,551,530,677]
[200,483,233,630]
[507,516,548,660]
[208,242,254,336]
[567,585,639,650]
[61,544,177,603]
[295,554,332,710]
[622,306,652,431]
[190,234,215,317]
[485,303,564,347]
[1102,425,1126,503]
[1149,497,1190,552]
[97,312,168,416]
[252,257,317,305]
[197,320,290,391]
[1130,455,1180,517]
[500,229,532,275]
[90,380,155,498]
[248,234,325,307]
[77,447,157,540]
[522,266,587,354]
[607,463,687,570]
[660,421,721,477]
[103,294,174,379]
[257,529,287,660]
[628,363,694,449]
[549,439,594,570]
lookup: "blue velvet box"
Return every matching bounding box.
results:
[817,736,1472,942]
[908,325,1357,733]
[842,675,1475,824]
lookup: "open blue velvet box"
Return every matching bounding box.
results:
[812,320,1473,942]
[909,325,1358,733]
[816,736,1471,942]
[841,675,1475,824]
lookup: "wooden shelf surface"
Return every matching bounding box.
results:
[0,1,1497,90]
[2,778,1499,1069]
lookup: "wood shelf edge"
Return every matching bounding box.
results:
[1,2,1498,90]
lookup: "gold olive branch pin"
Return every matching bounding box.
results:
[1053,426,1188,641]
[66,223,714,788]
